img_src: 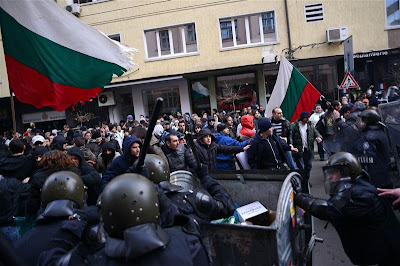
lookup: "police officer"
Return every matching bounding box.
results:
[39,174,211,265]
[291,152,400,265]
[354,109,392,188]
[14,171,99,265]
[145,154,235,224]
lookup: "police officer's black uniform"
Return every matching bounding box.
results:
[39,174,211,266]
[291,152,400,265]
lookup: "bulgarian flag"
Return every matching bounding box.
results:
[266,56,321,123]
[0,0,137,111]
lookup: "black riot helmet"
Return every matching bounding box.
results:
[41,171,85,208]
[170,170,200,192]
[99,174,160,239]
[145,154,170,184]
[360,109,381,127]
[322,152,362,195]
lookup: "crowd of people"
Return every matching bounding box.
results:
[0,86,400,265]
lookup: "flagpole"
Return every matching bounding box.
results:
[8,87,17,134]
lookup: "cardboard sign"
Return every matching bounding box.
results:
[236,201,268,222]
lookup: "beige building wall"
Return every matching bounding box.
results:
[0,0,393,96]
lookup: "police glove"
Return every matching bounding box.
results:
[290,176,303,194]
[195,163,209,180]
[127,162,150,179]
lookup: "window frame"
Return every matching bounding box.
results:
[217,10,279,51]
[385,0,400,30]
[143,21,199,62]
[107,33,122,43]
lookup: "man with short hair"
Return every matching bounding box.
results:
[270,107,298,169]
[162,134,197,172]
[223,115,237,139]
[292,112,322,181]
[73,136,97,164]
[178,121,186,134]
[0,139,35,182]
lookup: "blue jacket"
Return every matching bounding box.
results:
[214,132,249,170]
[101,136,141,190]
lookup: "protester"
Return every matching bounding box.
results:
[96,142,120,174]
[291,112,322,182]
[215,123,250,170]
[161,133,197,172]
[193,128,248,170]
[238,115,255,141]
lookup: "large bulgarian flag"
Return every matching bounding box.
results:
[266,55,321,123]
[0,0,137,111]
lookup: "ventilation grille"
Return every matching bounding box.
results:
[305,3,324,23]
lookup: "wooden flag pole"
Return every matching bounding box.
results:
[9,87,17,134]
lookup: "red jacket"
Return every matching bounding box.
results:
[239,115,255,138]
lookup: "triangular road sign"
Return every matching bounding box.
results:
[340,72,359,89]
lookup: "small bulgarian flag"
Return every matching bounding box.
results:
[266,56,321,123]
[0,0,137,111]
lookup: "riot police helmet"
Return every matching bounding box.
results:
[41,171,85,208]
[360,109,381,127]
[145,154,170,184]
[322,152,362,195]
[99,173,159,239]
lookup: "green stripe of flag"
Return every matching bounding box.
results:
[0,7,125,89]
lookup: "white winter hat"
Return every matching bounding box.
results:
[32,135,45,145]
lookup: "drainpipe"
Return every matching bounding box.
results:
[284,0,294,59]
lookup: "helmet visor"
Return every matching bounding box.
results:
[323,165,350,195]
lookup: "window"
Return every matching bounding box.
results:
[304,3,324,23]
[386,0,400,27]
[108,33,121,42]
[143,87,180,115]
[144,23,198,60]
[216,73,257,112]
[191,80,211,115]
[219,11,277,49]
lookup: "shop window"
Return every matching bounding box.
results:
[216,73,257,112]
[219,11,277,49]
[144,23,198,60]
[142,87,180,115]
[191,80,211,115]
[386,0,400,28]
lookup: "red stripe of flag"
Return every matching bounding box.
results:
[5,55,102,111]
[290,82,321,122]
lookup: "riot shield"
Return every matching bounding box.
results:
[379,100,400,180]
[323,122,393,187]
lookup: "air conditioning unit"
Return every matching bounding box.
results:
[326,26,348,43]
[98,91,116,107]
[65,4,81,16]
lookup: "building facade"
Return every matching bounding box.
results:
[1,0,400,131]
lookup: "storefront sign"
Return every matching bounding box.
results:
[354,50,389,59]
[22,110,66,124]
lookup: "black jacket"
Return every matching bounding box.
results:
[0,154,36,181]
[67,147,102,205]
[26,167,80,217]
[15,200,97,266]
[161,144,197,172]
[247,133,290,170]
[193,128,243,170]
[39,215,210,266]
[101,136,141,191]
[295,178,400,265]
[0,178,30,226]
[50,135,67,151]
